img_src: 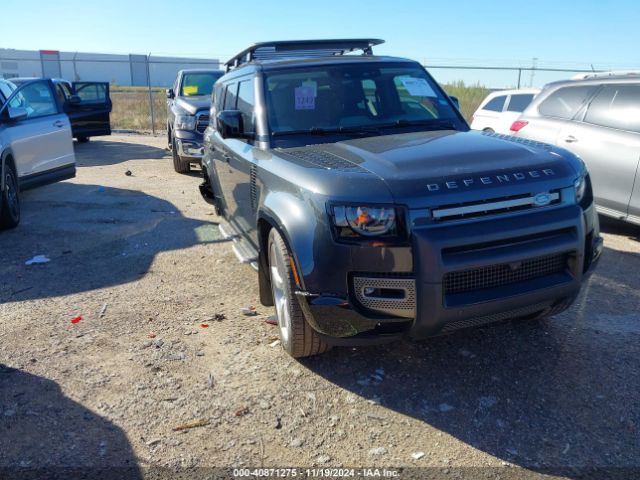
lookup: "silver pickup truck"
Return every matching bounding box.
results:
[0,79,75,229]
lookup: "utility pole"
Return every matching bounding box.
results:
[529,57,538,87]
[146,53,156,135]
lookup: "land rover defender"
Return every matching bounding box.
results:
[199,39,602,357]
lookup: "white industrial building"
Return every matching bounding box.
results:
[0,49,221,87]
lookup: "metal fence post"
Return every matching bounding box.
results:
[146,53,156,135]
[517,68,522,89]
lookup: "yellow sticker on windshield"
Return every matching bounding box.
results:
[183,86,198,95]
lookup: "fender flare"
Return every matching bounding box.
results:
[258,191,322,291]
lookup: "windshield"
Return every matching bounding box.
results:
[180,72,222,97]
[264,62,462,137]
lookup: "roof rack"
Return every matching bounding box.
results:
[225,39,384,71]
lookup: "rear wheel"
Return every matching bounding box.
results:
[76,136,90,143]
[0,163,20,230]
[172,135,190,174]
[267,228,330,358]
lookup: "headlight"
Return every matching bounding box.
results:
[332,205,397,237]
[175,114,196,130]
[574,175,586,203]
[574,173,593,209]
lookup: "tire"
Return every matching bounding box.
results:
[267,228,330,358]
[482,128,495,133]
[0,163,20,230]
[76,136,90,143]
[172,135,190,174]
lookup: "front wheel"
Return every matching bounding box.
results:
[0,164,20,230]
[76,136,90,143]
[171,135,190,174]
[267,229,330,358]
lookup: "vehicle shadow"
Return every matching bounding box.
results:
[303,246,640,476]
[0,364,142,479]
[0,182,227,303]
[599,215,640,242]
[74,139,169,167]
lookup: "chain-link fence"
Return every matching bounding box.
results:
[2,50,631,130]
[0,51,220,134]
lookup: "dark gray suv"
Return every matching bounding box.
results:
[200,39,602,357]
[166,69,224,173]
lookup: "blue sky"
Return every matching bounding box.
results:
[3,0,639,87]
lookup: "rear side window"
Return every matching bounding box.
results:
[506,94,535,112]
[483,95,506,112]
[583,84,640,133]
[237,79,255,135]
[224,83,238,110]
[75,83,107,103]
[538,86,595,119]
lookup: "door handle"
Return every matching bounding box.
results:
[53,120,65,128]
[564,135,578,143]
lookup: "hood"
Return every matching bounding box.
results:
[175,96,210,115]
[296,130,581,208]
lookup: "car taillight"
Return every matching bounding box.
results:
[510,120,529,132]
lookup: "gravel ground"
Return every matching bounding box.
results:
[1,134,639,479]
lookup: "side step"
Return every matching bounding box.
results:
[219,223,258,271]
[218,222,240,240]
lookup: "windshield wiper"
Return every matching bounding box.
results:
[381,119,457,130]
[272,126,381,137]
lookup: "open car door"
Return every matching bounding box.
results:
[66,82,112,140]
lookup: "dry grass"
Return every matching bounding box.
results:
[110,87,167,132]
[442,80,490,121]
[108,81,490,132]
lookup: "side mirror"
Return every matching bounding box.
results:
[67,95,82,106]
[216,110,244,139]
[449,96,460,110]
[166,88,174,99]
[7,107,28,122]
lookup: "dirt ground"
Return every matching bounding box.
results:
[1,134,639,479]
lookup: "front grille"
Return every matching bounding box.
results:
[443,253,568,295]
[352,276,416,319]
[432,191,560,222]
[196,113,209,133]
[440,302,551,333]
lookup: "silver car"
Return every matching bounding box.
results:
[0,79,75,229]
[512,74,640,225]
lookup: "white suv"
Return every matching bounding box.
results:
[0,79,75,229]
[471,88,540,134]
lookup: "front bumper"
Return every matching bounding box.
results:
[174,130,205,161]
[296,203,602,345]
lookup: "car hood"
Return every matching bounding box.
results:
[290,130,581,208]
[175,96,210,115]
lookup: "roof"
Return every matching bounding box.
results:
[544,73,640,89]
[225,39,385,71]
[178,68,224,74]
